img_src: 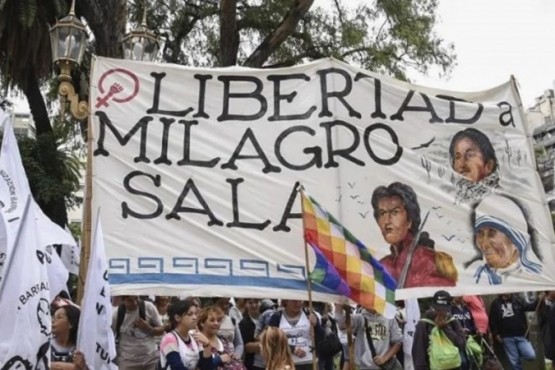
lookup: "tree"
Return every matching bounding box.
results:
[0,0,455,226]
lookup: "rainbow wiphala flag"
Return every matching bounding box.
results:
[301,189,397,318]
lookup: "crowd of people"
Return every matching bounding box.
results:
[47,291,555,370]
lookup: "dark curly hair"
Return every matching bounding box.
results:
[167,298,198,330]
[371,182,421,236]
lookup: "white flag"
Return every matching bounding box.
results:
[0,197,51,369]
[0,119,77,249]
[0,120,72,299]
[61,226,80,275]
[403,298,421,370]
[77,214,118,369]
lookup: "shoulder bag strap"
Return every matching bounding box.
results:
[364,317,378,358]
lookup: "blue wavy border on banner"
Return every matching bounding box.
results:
[108,273,334,293]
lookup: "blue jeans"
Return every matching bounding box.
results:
[502,336,536,370]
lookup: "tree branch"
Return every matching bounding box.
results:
[220,0,239,66]
[244,0,314,67]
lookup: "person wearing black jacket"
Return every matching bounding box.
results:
[239,299,265,370]
[412,290,466,370]
[489,293,537,370]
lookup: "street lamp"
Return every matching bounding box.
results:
[49,0,91,303]
[122,5,160,61]
[49,0,88,121]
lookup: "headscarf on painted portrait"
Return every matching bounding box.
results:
[471,194,542,284]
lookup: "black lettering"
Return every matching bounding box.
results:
[226,178,270,230]
[100,286,106,297]
[217,76,267,121]
[363,123,403,165]
[318,68,361,118]
[153,117,175,165]
[96,302,105,315]
[320,120,364,168]
[498,101,515,127]
[147,72,194,116]
[193,74,213,118]
[436,95,483,124]
[221,128,281,173]
[354,73,386,119]
[273,182,301,232]
[390,91,443,123]
[166,179,224,226]
[275,126,322,171]
[122,171,163,219]
[94,112,152,163]
[267,74,317,121]
[177,120,220,168]
[103,270,109,281]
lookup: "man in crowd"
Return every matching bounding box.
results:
[489,293,537,370]
[112,295,164,370]
[239,298,265,370]
[334,303,402,370]
[371,182,457,288]
[412,290,466,370]
[268,300,323,370]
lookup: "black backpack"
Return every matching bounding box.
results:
[115,299,146,342]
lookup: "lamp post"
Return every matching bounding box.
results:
[122,5,160,62]
[49,1,160,303]
[49,0,88,121]
[49,0,91,303]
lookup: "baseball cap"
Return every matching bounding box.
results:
[259,299,277,313]
[432,290,452,307]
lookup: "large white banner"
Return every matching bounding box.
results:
[91,57,555,299]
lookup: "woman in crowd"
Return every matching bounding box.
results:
[159,298,214,370]
[198,305,246,370]
[51,305,81,370]
[259,327,295,370]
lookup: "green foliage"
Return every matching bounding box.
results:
[140,0,455,79]
[16,120,84,226]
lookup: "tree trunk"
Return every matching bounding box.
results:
[220,0,239,66]
[79,0,126,58]
[22,67,52,136]
[245,0,314,67]
[21,66,68,227]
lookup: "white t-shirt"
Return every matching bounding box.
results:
[279,312,313,365]
[112,300,162,363]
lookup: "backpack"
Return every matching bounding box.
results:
[420,318,461,370]
[316,316,342,358]
[116,299,146,342]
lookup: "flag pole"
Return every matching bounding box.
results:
[77,99,94,304]
[345,306,354,370]
[299,185,318,370]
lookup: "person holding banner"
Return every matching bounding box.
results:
[158,298,214,370]
[470,194,542,285]
[449,128,499,203]
[371,182,457,288]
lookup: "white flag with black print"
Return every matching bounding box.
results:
[60,226,80,275]
[77,213,118,369]
[0,196,51,369]
[0,120,72,299]
[403,298,421,370]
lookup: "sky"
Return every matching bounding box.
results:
[315,0,555,109]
